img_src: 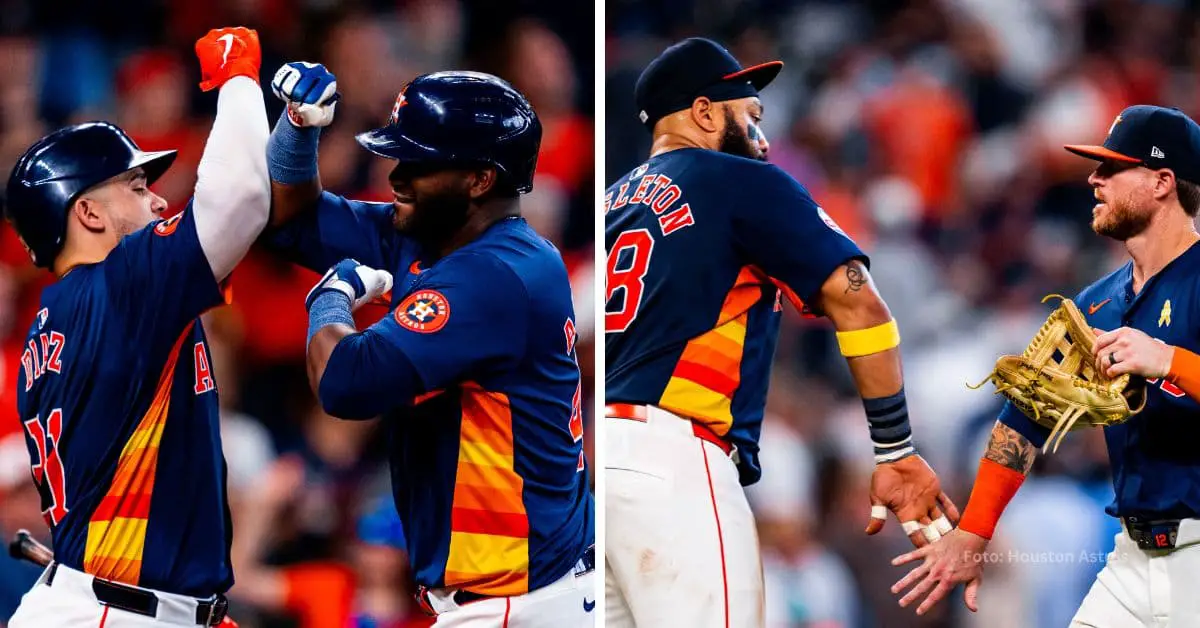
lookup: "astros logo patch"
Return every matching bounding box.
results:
[395,290,450,333]
[153,213,182,236]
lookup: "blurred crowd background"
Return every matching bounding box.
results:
[0,1,594,627]
[607,0,1192,626]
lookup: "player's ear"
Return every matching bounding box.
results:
[691,96,720,134]
[71,196,106,233]
[1156,169,1177,202]
[467,167,498,200]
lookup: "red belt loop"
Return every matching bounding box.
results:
[605,403,733,456]
[415,587,436,616]
[604,403,647,421]
[691,421,734,457]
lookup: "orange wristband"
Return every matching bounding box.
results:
[1166,346,1200,402]
[958,458,1027,540]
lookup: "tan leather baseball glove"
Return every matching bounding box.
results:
[970,295,1147,453]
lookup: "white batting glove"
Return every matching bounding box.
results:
[305,259,393,312]
[271,61,339,128]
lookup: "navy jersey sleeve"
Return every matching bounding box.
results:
[103,203,226,343]
[995,400,1051,448]
[318,252,529,419]
[730,163,867,304]
[263,191,405,274]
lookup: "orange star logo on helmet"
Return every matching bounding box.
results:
[389,85,410,124]
[394,290,450,333]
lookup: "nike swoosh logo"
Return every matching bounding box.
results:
[584,598,596,612]
[218,33,235,66]
[1089,299,1112,315]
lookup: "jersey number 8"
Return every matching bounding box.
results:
[606,229,655,333]
[22,408,69,527]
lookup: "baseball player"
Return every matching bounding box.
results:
[892,105,1200,625]
[603,37,957,627]
[2,27,268,627]
[261,63,594,627]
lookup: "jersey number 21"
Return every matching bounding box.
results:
[23,408,69,527]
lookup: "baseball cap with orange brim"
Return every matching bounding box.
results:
[634,37,783,129]
[1065,105,1200,184]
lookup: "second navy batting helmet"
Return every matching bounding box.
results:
[4,122,176,268]
[356,71,542,194]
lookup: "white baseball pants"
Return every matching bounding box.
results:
[605,405,765,628]
[1071,519,1200,627]
[10,563,223,627]
[427,565,595,627]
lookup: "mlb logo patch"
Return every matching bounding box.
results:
[816,207,847,237]
[395,290,450,333]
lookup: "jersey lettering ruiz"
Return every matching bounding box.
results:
[605,148,866,485]
[265,192,593,596]
[16,205,233,596]
[1001,242,1200,518]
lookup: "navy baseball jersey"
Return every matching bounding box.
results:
[1001,242,1200,518]
[265,192,593,596]
[604,148,866,485]
[15,205,233,596]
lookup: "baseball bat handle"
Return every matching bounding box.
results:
[8,529,53,568]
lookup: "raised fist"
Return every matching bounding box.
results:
[271,62,339,128]
[195,27,262,92]
[306,259,393,312]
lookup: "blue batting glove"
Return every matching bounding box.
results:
[271,61,339,127]
[306,259,393,312]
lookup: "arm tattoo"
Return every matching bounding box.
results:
[983,423,1037,474]
[844,264,867,294]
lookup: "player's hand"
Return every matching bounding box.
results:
[219,616,239,628]
[271,62,339,128]
[1093,326,1173,379]
[306,259,393,312]
[195,27,262,92]
[891,528,988,616]
[866,455,958,548]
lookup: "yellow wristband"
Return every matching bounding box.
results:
[835,320,900,357]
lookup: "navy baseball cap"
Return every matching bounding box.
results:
[1065,105,1200,184]
[634,38,783,129]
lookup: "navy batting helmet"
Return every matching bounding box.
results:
[4,122,176,268]
[356,71,542,194]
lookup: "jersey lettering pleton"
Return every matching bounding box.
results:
[605,149,865,485]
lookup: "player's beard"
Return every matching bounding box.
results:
[1093,192,1153,241]
[396,186,472,246]
[718,105,761,161]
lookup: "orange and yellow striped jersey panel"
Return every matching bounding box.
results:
[443,382,529,596]
[83,323,192,585]
[659,266,770,436]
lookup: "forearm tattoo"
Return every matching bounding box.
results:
[844,263,867,294]
[983,423,1037,474]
